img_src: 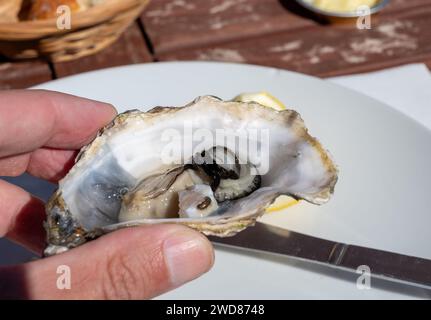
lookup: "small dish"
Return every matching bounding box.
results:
[295,0,390,21]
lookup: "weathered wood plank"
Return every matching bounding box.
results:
[141,0,315,55]
[0,60,52,90]
[157,5,431,78]
[142,0,431,55]
[54,22,153,78]
[383,0,430,13]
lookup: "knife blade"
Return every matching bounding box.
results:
[209,222,431,292]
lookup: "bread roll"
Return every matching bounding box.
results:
[26,0,93,20]
[0,0,23,22]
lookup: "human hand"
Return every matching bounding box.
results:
[0,90,214,299]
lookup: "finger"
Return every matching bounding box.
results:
[0,149,76,182]
[0,89,117,158]
[0,179,46,254]
[0,153,31,177]
[27,148,77,182]
[1,224,214,299]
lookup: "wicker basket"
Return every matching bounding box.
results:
[0,0,150,62]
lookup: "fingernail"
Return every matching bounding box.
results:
[104,103,118,116]
[95,102,118,119]
[163,230,214,287]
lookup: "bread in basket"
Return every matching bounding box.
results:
[0,0,150,62]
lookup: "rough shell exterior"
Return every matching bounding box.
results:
[44,96,338,255]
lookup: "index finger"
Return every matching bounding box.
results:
[0,89,117,158]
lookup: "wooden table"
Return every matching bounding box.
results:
[1,0,430,90]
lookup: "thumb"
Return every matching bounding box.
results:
[2,224,214,299]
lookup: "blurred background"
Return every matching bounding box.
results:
[1,0,430,89]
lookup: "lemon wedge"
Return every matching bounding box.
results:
[266,195,299,213]
[233,91,299,213]
[233,91,286,111]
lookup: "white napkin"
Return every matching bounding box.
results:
[329,63,431,130]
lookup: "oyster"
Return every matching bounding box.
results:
[44,96,338,255]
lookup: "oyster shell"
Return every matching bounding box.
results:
[44,96,338,255]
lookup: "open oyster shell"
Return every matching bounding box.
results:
[44,96,338,255]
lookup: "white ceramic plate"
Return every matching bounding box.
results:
[2,62,431,299]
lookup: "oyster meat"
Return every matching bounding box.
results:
[45,95,338,255]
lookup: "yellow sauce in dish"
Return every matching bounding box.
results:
[312,0,379,12]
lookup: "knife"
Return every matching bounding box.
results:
[209,222,431,293]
